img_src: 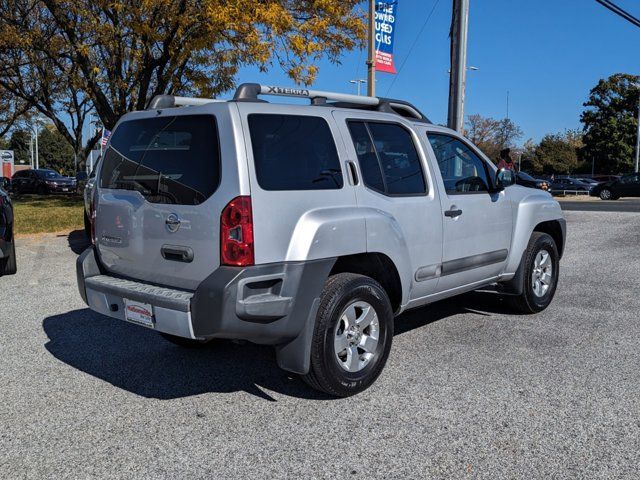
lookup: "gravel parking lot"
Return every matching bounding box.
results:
[1,212,639,479]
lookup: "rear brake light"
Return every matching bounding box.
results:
[220,196,254,266]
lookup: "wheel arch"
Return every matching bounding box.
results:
[330,252,403,314]
[533,220,565,258]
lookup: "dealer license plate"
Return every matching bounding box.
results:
[124,299,155,328]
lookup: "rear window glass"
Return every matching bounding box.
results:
[100,115,220,205]
[248,114,343,191]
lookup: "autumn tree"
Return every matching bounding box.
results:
[581,73,640,174]
[466,114,523,162]
[0,0,365,160]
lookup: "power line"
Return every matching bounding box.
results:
[594,0,640,28]
[385,0,441,96]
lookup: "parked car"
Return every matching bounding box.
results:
[550,177,593,194]
[0,185,16,276]
[77,83,566,397]
[516,172,549,191]
[0,176,11,192]
[575,177,600,187]
[590,173,640,200]
[11,169,77,195]
[590,175,620,183]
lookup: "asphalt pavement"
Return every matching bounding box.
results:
[1,212,639,478]
[560,197,640,212]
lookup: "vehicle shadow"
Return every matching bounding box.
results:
[42,291,514,401]
[67,229,90,255]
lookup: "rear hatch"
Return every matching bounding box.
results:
[95,106,239,290]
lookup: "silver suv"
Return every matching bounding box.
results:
[77,83,566,397]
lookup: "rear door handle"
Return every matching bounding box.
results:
[444,208,463,218]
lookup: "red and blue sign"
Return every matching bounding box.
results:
[375,1,398,74]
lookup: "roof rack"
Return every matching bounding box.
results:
[147,95,223,109]
[147,83,430,123]
[233,83,430,123]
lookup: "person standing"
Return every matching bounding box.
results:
[497,148,515,170]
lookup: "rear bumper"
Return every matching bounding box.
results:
[77,247,335,373]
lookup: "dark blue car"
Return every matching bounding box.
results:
[0,186,16,276]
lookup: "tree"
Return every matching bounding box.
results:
[8,129,31,165]
[533,130,583,175]
[0,0,366,162]
[465,114,523,162]
[38,125,75,174]
[581,73,640,174]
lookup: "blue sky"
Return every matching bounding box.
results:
[234,0,640,143]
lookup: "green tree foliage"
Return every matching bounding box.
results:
[8,129,31,165]
[531,130,584,175]
[466,114,523,162]
[38,126,75,175]
[581,73,640,174]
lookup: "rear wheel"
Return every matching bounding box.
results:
[303,273,394,397]
[0,241,17,276]
[508,232,559,314]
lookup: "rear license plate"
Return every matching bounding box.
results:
[124,299,155,328]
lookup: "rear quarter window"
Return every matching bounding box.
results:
[99,115,220,205]
[248,114,344,191]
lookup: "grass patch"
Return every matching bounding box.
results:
[12,194,85,235]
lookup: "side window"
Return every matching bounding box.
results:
[248,114,343,191]
[347,121,426,196]
[427,134,490,194]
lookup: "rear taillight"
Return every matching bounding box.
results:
[220,196,254,266]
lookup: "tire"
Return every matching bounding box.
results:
[508,232,559,314]
[37,185,48,195]
[303,273,394,397]
[159,332,214,348]
[599,189,616,200]
[0,241,17,276]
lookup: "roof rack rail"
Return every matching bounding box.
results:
[233,83,430,123]
[147,95,223,110]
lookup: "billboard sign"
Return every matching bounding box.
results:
[0,150,14,178]
[375,1,398,74]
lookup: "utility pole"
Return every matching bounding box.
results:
[447,0,470,132]
[366,0,376,97]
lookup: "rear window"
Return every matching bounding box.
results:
[99,115,220,205]
[248,114,343,191]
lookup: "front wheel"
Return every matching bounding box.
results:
[599,189,616,200]
[508,232,559,314]
[303,273,394,397]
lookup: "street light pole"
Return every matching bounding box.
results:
[366,0,376,97]
[29,123,40,170]
[349,79,367,96]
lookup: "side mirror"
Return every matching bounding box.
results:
[495,168,516,191]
